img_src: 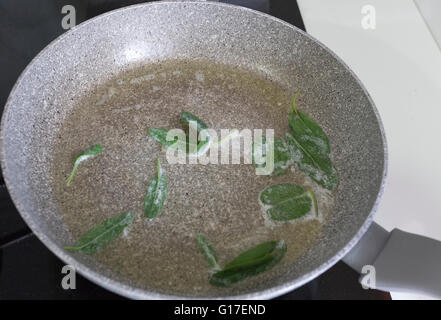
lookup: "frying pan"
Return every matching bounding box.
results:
[2,1,441,299]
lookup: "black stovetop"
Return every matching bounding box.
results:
[0,0,390,300]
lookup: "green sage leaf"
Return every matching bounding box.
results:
[66,144,102,186]
[149,128,208,155]
[260,184,318,221]
[197,235,221,271]
[144,158,168,219]
[181,111,209,133]
[150,112,211,156]
[286,90,338,190]
[210,240,287,287]
[149,128,179,148]
[253,136,292,176]
[181,112,211,155]
[64,212,135,254]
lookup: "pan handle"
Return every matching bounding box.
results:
[343,222,441,298]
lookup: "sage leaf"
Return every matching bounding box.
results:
[181,111,208,133]
[149,128,190,153]
[185,136,210,155]
[286,91,338,190]
[253,136,292,176]
[260,184,318,221]
[197,235,221,271]
[149,129,207,155]
[66,144,102,186]
[181,112,211,155]
[210,240,287,287]
[150,112,211,156]
[144,158,168,219]
[64,212,135,254]
[149,128,179,148]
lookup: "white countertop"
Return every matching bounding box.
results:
[298,0,441,299]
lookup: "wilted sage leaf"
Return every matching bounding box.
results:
[150,112,211,156]
[210,240,287,287]
[66,144,102,186]
[64,212,135,254]
[149,128,179,148]
[260,184,318,221]
[197,235,221,271]
[144,158,168,219]
[253,136,292,176]
[286,90,338,190]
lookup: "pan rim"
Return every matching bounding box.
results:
[0,0,388,300]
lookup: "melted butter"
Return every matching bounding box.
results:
[51,60,334,296]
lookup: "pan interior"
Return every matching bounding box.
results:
[51,60,335,296]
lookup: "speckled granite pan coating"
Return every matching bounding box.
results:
[0,1,387,299]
